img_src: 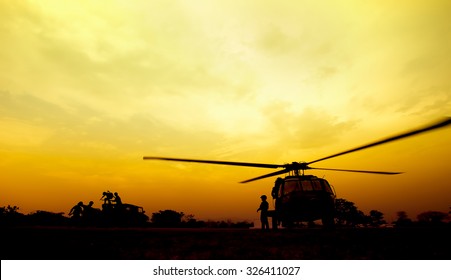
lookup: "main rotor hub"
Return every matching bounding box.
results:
[287,162,310,171]
[283,162,310,176]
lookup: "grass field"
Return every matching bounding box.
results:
[1,226,450,260]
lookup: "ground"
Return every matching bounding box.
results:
[1,226,450,259]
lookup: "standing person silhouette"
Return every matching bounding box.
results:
[69,201,84,224]
[271,177,283,199]
[84,200,94,211]
[83,200,94,216]
[113,192,123,213]
[113,192,122,206]
[257,195,270,230]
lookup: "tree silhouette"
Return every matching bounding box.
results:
[417,211,448,225]
[27,210,69,226]
[356,210,371,226]
[151,209,184,227]
[369,210,386,227]
[394,211,412,227]
[334,198,364,226]
[334,199,389,227]
[0,205,25,225]
[0,205,20,214]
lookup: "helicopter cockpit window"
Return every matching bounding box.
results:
[283,180,301,195]
[321,181,333,194]
[311,180,322,191]
[301,181,314,191]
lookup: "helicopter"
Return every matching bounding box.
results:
[143,117,451,228]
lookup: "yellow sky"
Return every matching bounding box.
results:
[1,0,450,223]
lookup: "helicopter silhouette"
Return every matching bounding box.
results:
[144,117,451,228]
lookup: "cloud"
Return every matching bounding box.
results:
[261,102,357,156]
[395,87,451,117]
[1,1,449,160]
[0,118,52,147]
[0,1,262,123]
[256,25,302,55]
[0,90,228,157]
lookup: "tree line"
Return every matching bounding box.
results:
[334,198,450,227]
[1,198,450,228]
[0,205,253,228]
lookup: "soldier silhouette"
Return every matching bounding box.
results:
[69,201,84,224]
[84,200,94,209]
[271,177,283,199]
[100,191,114,205]
[257,195,270,230]
[83,201,94,215]
[82,201,95,224]
[113,192,122,206]
[113,192,123,215]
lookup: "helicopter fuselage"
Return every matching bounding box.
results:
[270,175,336,227]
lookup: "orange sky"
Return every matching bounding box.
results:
[1,1,450,223]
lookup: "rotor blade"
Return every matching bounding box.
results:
[310,167,402,175]
[143,156,283,169]
[240,169,290,184]
[307,117,451,165]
